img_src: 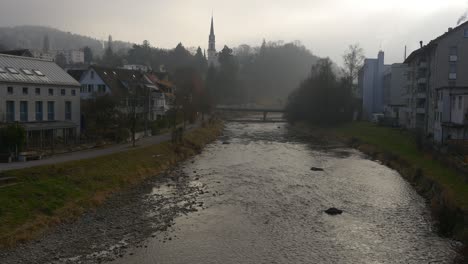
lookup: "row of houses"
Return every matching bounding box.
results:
[359,21,468,144]
[0,53,175,149]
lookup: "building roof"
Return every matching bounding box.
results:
[0,49,34,57]
[90,66,152,96]
[67,69,86,82]
[0,54,80,87]
[405,20,468,63]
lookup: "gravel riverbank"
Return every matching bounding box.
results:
[0,164,209,264]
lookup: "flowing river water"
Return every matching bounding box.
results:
[110,119,457,264]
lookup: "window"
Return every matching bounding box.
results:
[450,46,458,56]
[21,69,33,75]
[61,89,66,96]
[98,84,106,93]
[449,63,457,80]
[20,101,28,122]
[450,63,457,72]
[80,84,86,93]
[6,101,14,122]
[72,89,76,96]
[65,101,72,120]
[22,87,28,95]
[47,101,55,121]
[48,88,54,96]
[35,88,40,95]
[459,96,463,110]
[33,70,45,76]
[6,67,19,74]
[88,84,94,93]
[35,101,43,121]
[7,86,13,95]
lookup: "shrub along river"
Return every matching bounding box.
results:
[112,119,457,264]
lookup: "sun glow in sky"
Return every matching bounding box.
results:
[0,0,467,65]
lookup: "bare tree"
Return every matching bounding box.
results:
[342,44,365,84]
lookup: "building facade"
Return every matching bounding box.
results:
[77,66,169,121]
[359,51,390,120]
[0,54,81,148]
[405,22,468,142]
[382,63,410,125]
[55,50,85,65]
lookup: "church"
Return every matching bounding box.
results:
[207,16,219,67]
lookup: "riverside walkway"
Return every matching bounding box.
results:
[0,122,201,172]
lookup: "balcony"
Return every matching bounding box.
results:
[449,55,458,62]
[449,73,457,80]
[417,77,427,84]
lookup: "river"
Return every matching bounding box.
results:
[111,119,457,264]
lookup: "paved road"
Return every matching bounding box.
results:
[0,122,200,172]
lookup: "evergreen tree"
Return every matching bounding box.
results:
[194,46,207,74]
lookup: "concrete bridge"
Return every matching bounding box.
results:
[214,105,286,121]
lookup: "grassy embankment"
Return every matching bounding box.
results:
[322,122,468,243]
[0,121,223,247]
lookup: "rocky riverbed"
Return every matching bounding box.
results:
[0,165,209,264]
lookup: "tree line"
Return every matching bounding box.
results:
[285,44,364,125]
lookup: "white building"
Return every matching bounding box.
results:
[358,51,390,120]
[54,50,85,65]
[122,64,151,72]
[78,66,167,121]
[0,54,81,148]
[30,49,55,61]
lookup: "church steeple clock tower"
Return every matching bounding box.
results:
[207,15,218,66]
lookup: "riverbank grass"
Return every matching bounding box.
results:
[0,121,223,247]
[333,122,468,210]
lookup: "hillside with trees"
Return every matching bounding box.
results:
[0,25,133,56]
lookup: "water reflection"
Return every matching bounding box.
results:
[112,121,457,264]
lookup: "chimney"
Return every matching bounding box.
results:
[419,41,423,48]
[404,45,407,60]
[448,27,453,32]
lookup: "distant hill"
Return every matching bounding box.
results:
[0,25,133,56]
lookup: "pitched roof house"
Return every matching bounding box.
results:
[0,54,81,149]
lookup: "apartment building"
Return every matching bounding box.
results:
[0,54,81,147]
[359,51,390,120]
[405,21,468,142]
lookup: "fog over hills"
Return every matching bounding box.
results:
[0,25,133,56]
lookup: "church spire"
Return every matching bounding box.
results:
[207,14,218,67]
[210,15,214,36]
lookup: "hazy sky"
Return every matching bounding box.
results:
[1,0,467,65]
